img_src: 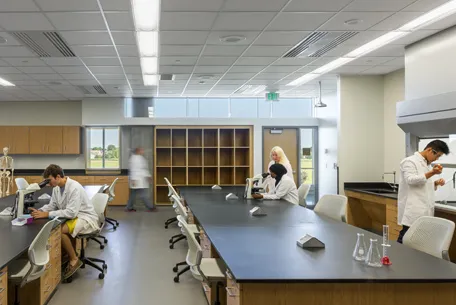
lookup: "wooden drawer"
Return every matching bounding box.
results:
[200,232,211,258]
[202,283,211,304]
[0,268,6,290]
[226,270,241,305]
[73,176,94,185]
[0,288,5,305]
[386,208,398,224]
[93,176,115,184]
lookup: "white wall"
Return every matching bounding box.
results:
[338,76,385,193]
[383,69,406,180]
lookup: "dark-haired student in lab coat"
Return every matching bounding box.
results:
[252,163,299,205]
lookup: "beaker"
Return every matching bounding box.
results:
[352,233,367,261]
[365,238,382,267]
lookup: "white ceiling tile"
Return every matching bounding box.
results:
[53,66,89,74]
[402,0,449,12]
[105,12,135,31]
[188,79,217,85]
[0,67,22,74]
[2,58,46,66]
[360,65,402,75]
[61,31,111,45]
[87,66,124,74]
[343,0,415,12]
[69,80,100,85]
[100,0,131,10]
[382,57,404,66]
[263,66,300,73]
[391,30,439,45]
[369,12,423,31]
[194,66,230,73]
[121,57,140,66]
[274,57,316,66]
[173,74,191,80]
[236,57,277,66]
[0,13,54,31]
[72,45,116,57]
[255,31,311,46]
[0,59,12,66]
[341,31,387,46]
[161,12,217,31]
[29,74,63,80]
[320,12,395,31]
[198,56,238,66]
[1,74,31,81]
[18,66,56,74]
[0,46,36,57]
[98,79,128,85]
[244,46,291,57]
[332,65,370,74]
[162,0,223,11]
[347,56,397,66]
[269,12,335,31]
[217,79,245,85]
[14,80,41,85]
[94,74,126,80]
[40,81,72,86]
[114,45,137,57]
[160,66,194,73]
[0,0,39,11]
[111,31,136,45]
[46,12,105,31]
[253,73,290,80]
[126,74,143,80]
[62,73,94,80]
[161,45,203,56]
[223,0,289,11]
[207,31,260,45]
[123,66,142,73]
[82,57,120,66]
[223,73,256,80]
[160,31,208,45]
[128,79,144,84]
[285,0,353,12]
[160,56,198,65]
[0,32,24,46]
[213,13,276,31]
[35,0,98,11]
[319,44,358,57]
[229,66,265,73]
[43,57,83,66]
[368,44,405,57]
[202,45,248,56]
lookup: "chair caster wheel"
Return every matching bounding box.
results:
[64,276,73,283]
[99,273,105,280]
[169,244,174,249]
[173,276,179,283]
[100,245,105,250]
[169,238,173,243]
[165,225,168,229]
[113,227,117,231]
[81,264,85,269]
[104,239,108,244]
[103,264,108,270]
[173,266,178,272]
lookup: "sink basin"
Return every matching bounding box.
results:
[363,189,398,194]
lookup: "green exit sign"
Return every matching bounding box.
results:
[266,92,279,101]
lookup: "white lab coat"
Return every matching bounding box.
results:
[263,175,299,205]
[40,177,100,233]
[262,160,294,192]
[128,154,151,189]
[397,152,436,227]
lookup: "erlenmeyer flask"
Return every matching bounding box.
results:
[352,233,367,261]
[365,238,382,267]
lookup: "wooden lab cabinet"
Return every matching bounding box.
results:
[62,127,80,154]
[0,267,7,305]
[0,127,30,154]
[29,127,63,154]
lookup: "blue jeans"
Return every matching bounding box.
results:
[126,188,154,210]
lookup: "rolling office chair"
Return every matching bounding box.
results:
[314,194,348,222]
[8,219,57,305]
[164,177,179,229]
[105,178,120,230]
[68,193,109,282]
[90,184,109,248]
[297,183,311,207]
[178,215,226,305]
[403,216,455,261]
[169,194,199,250]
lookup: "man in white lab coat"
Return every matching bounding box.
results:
[397,140,450,243]
[126,147,156,212]
[30,164,100,279]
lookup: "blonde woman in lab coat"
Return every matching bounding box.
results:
[263,146,294,192]
[253,163,299,204]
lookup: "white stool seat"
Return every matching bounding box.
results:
[191,258,226,282]
[9,260,37,280]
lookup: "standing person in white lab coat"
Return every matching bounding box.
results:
[263,146,294,192]
[253,163,299,205]
[397,140,450,243]
[29,164,100,279]
[126,147,156,212]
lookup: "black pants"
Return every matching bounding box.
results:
[397,225,409,244]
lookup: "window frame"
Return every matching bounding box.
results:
[86,126,121,170]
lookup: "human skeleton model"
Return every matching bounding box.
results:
[0,147,14,198]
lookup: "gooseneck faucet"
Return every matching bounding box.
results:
[382,171,397,191]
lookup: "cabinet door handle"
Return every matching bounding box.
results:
[226,287,238,297]
[64,145,66,152]
[42,144,45,152]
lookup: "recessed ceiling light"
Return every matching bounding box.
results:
[0,36,7,44]
[344,19,363,25]
[175,60,181,64]
[199,81,205,84]
[198,75,214,80]
[21,60,29,63]
[219,35,246,44]
[48,81,62,85]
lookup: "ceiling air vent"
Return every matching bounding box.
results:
[160,74,175,81]
[283,31,359,58]
[12,31,75,57]
[77,85,107,95]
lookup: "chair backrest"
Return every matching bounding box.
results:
[91,193,110,224]
[28,219,57,267]
[15,178,29,191]
[172,194,188,220]
[297,183,311,207]
[108,178,119,199]
[177,215,202,268]
[314,194,347,222]
[165,177,180,198]
[403,216,455,260]
[98,184,108,194]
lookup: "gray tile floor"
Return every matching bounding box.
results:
[48,207,205,305]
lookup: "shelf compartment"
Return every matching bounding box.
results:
[235,148,250,166]
[188,168,203,185]
[220,167,234,185]
[156,167,171,185]
[204,148,218,166]
[188,129,203,147]
[156,186,170,204]
[220,129,234,147]
[172,167,186,185]
[235,129,250,147]
[188,148,203,166]
[156,129,171,147]
[172,129,187,147]
[204,129,218,147]
[172,148,187,166]
[156,148,171,166]
[204,167,218,185]
[220,148,234,166]
[235,167,250,185]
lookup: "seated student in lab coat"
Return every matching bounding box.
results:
[253,163,299,205]
[262,146,295,192]
[29,164,100,279]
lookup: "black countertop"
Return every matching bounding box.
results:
[13,169,128,176]
[344,182,399,199]
[180,186,456,283]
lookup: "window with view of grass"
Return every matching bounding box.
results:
[86,127,120,169]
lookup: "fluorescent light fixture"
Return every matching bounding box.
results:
[286,73,320,87]
[131,0,160,31]
[0,77,15,87]
[235,85,252,94]
[140,57,158,74]
[137,32,158,57]
[399,0,456,31]
[242,85,266,95]
[313,57,355,74]
[345,31,408,58]
[143,74,158,86]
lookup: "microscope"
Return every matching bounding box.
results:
[244,173,268,199]
[12,178,50,218]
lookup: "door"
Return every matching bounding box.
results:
[62,126,80,154]
[263,128,298,184]
[11,127,30,154]
[46,127,63,154]
[29,127,47,154]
